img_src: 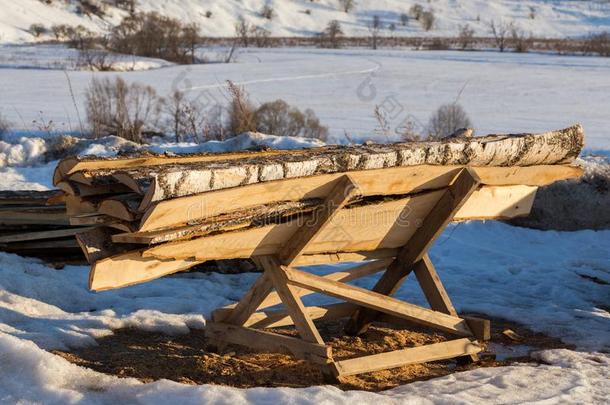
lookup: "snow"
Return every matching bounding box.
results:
[0,220,608,403]
[0,44,172,71]
[1,0,610,44]
[2,48,610,149]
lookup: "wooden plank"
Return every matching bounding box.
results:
[137,165,579,231]
[346,168,480,335]
[0,210,69,226]
[223,273,274,326]
[259,256,325,344]
[213,303,357,329]
[284,267,472,336]
[1,238,80,250]
[293,250,397,266]
[142,185,532,261]
[333,338,481,376]
[89,251,202,291]
[279,175,358,265]
[464,316,491,341]
[0,227,93,243]
[204,322,332,365]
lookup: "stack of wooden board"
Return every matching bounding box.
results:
[50,125,585,291]
[0,190,87,258]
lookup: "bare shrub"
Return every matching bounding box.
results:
[427,103,472,139]
[76,0,107,17]
[165,90,212,142]
[368,15,382,50]
[44,135,81,161]
[409,4,424,20]
[400,13,409,26]
[458,24,475,50]
[0,112,11,136]
[320,20,343,49]
[510,160,610,231]
[251,26,271,47]
[109,12,201,64]
[260,4,275,20]
[78,48,115,71]
[85,77,163,143]
[68,25,97,50]
[114,0,136,13]
[224,82,328,139]
[338,0,356,13]
[586,32,610,57]
[235,17,251,47]
[511,26,533,53]
[529,6,536,19]
[29,24,47,38]
[425,38,449,50]
[205,10,213,18]
[254,100,327,139]
[225,81,257,135]
[489,20,514,52]
[51,24,71,40]
[420,11,435,31]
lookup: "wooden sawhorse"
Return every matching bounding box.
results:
[207,169,490,378]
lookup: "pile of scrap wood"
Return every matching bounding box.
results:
[0,190,87,259]
[49,125,584,290]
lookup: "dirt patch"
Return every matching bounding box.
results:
[54,315,570,392]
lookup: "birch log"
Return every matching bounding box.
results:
[58,125,584,209]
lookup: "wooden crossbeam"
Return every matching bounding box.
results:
[223,273,274,326]
[258,256,325,344]
[346,168,481,335]
[333,338,482,376]
[279,175,358,265]
[214,302,357,329]
[213,258,392,322]
[284,267,471,336]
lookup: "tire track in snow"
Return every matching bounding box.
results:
[183,60,381,92]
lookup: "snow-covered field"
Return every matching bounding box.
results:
[0,43,609,403]
[1,0,610,44]
[2,48,610,151]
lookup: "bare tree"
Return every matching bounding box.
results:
[368,15,382,50]
[0,112,11,136]
[338,0,356,13]
[321,20,343,49]
[489,20,514,52]
[420,10,435,31]
[235,17,251,48]
[511,26,533,53]
[427,103,472,140]
[458,24,475,50]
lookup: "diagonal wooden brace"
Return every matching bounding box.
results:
[345,168,481,335]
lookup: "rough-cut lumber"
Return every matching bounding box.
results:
[333,338,481,376]
[0,190,60,206]
[137,164,579,231]
[112,200,321,245]
[90,125,583,209]
[97,194,141,221]
[141,185,532,261]
[75,227,137,264]
[204,322,333,364]
[0,227,93,244]
[89,250,201,291]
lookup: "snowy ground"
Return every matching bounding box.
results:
[0,221,608,403]
[0,46,609,403]
[0,44,172,71]
[1,0,610,44]
[1,48,610,149]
